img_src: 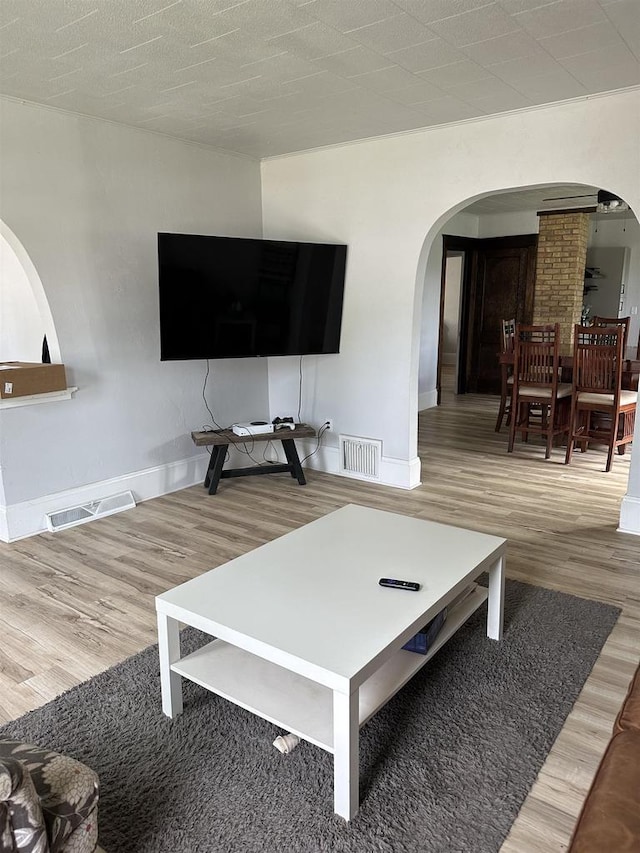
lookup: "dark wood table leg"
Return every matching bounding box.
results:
[206,444,228,494]
[204,446,218,489]
[204,445,221,488]
[281,438,307,485]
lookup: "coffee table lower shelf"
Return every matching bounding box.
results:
[171,586,488,752]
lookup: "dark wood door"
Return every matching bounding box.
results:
[467,237,537,394]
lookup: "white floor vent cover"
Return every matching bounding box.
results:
[45,490,136,532]
[338,435,382,480]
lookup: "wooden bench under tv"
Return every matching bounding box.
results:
[191,424,316,494]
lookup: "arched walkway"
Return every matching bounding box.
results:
[414,182,638,486]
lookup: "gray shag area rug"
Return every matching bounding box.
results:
[1,579,619,853]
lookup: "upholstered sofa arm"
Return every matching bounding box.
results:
[0,740,99,853]
[0,754,49,852]
[568,663,640,852]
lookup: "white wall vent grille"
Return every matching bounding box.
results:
[338,435,382,480]
[45,490,136,532]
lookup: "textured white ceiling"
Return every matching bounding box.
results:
[1,0,639,159]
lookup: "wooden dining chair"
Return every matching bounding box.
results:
[495,318,516,432]
[591,315,630,349]
[508,323,572,459]
[565,325,637,472]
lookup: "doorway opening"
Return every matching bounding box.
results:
[436,233,537,403]
[439,251,464,401]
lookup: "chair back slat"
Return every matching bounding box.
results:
[591,315,630,349]
[508,323,569,460]
[513,324,560,390]
[572,325,624,396]
[495,318,517,432]
[500,318,516,353]
[566,323,636,471]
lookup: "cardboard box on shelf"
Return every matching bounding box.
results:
[0,362,67,399]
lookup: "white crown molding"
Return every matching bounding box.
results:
[1,94,259,163]
[263,85,640,162]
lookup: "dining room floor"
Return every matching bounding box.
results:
[438,362,633,471]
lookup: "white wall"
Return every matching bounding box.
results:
[0,232,45,362]
[262,90,640,495]
[0,98,264,538]
[588,217,640,340]
[585,246,627,319]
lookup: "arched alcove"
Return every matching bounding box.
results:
[412,182,638,499]
[414,183,638,412]
[0,220,61,363]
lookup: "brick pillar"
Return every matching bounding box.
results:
[533,211,590,344]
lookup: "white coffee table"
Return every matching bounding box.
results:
[156,504,506,820]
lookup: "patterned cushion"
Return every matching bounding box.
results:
[0,755,48,852]
[0,739,99,853]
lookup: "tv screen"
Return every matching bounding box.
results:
[158,233,347,360]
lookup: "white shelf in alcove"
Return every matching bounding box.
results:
[0,387,78,409]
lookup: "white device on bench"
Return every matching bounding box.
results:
[232,422,274,436]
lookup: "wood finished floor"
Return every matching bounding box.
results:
[1,377,638,852]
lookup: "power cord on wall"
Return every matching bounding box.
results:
[200,355,315,468]
[201,360,225,431]
[262,441,279,464]
[229,432,278,467]
[297,356,303,423]
[301,422,331,465]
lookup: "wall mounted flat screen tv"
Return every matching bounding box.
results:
[158,232,347,360]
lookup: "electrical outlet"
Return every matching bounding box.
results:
[323,419,333,431]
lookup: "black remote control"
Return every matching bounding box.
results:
[379,578,421,591]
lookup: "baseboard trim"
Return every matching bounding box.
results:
[0,454,210,542]
[0,441,423,541]
[379,454,422,490]
[300,441,421,490]
[0,505,8,543]
[617,494,640,536]
[419,389,438,411]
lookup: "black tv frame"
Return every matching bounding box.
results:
[158,232,347,360]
